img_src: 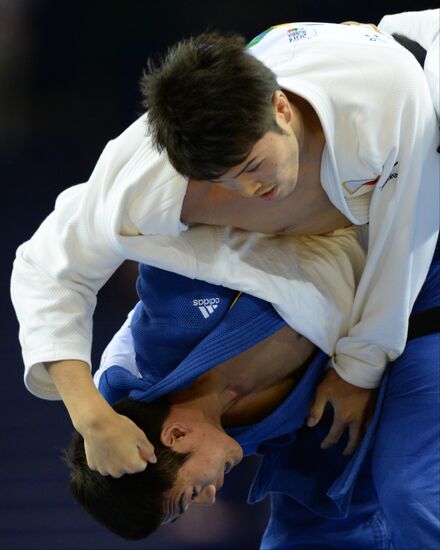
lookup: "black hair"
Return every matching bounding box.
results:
[64,397,190,540]
[141,31,282,180]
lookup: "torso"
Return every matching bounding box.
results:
[222,369,304,427]
[219,326,316,426]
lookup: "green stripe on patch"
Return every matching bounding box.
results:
[246,27,273,48]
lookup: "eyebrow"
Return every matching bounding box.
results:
[167,493,185,523]
[178,493,185,516]
[233,157,260,179]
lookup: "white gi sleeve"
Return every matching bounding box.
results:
[11,113,189,400]
[11,140,124,400]
[333,44,439,388]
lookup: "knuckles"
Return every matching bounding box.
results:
[90,461,146,478]
[337,414,352,424]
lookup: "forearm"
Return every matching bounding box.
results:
[45,360,113,432]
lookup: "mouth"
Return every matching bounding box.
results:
[258,186,278,201]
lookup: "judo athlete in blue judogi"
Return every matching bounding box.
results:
[81,240,440,549]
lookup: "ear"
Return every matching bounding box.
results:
[160,422,193,449]
[272,90,293,124]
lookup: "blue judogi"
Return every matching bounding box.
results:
[98,244,439,549]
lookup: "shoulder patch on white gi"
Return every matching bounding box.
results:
[286,26,318,43]
[246,23,291,48]
[342,176,380,196]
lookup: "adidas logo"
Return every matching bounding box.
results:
[193,297,220,319]
[197,304,218,319]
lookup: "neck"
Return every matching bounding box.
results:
[168,370,240,425]
[291,94,324,157]
[286,92,326,196]
[287,95,306,153]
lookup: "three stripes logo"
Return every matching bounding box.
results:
[193,298,220,319]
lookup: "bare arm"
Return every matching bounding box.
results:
[46,360,110,430]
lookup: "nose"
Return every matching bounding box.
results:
[193,484,216,507]
[236,179,262,198]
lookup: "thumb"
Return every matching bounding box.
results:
[137,439,157,464]
[307,391,327,427]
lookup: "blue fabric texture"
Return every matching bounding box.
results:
[130,274,286,402]
[257,240,440,549]
[370,332,440,549]
[257,330,440,549]
[132,264,239,384]
[99,363,146,404]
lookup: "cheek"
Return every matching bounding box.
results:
[268,145,290,174]
[197,447,222,472]
[215,180,236,190]
[259,158,278,179]
[277,148,296,179]
[263,159,284,182]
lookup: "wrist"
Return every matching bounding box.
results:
[45,359,113,432]
[71,392,115,434]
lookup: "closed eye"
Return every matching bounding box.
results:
[244,160,263,174]
[209,160,263,185]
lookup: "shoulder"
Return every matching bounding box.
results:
[247,22,398,60]
[247,20,422,85]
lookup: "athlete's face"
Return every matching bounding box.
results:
[210,92,302,202]
[161,422,243,524]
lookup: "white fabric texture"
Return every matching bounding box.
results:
[379,9,439,119]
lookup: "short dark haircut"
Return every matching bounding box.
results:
[64,397,191,540]
[141,32,283,180]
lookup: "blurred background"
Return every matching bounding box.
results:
[1,1,435,548]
